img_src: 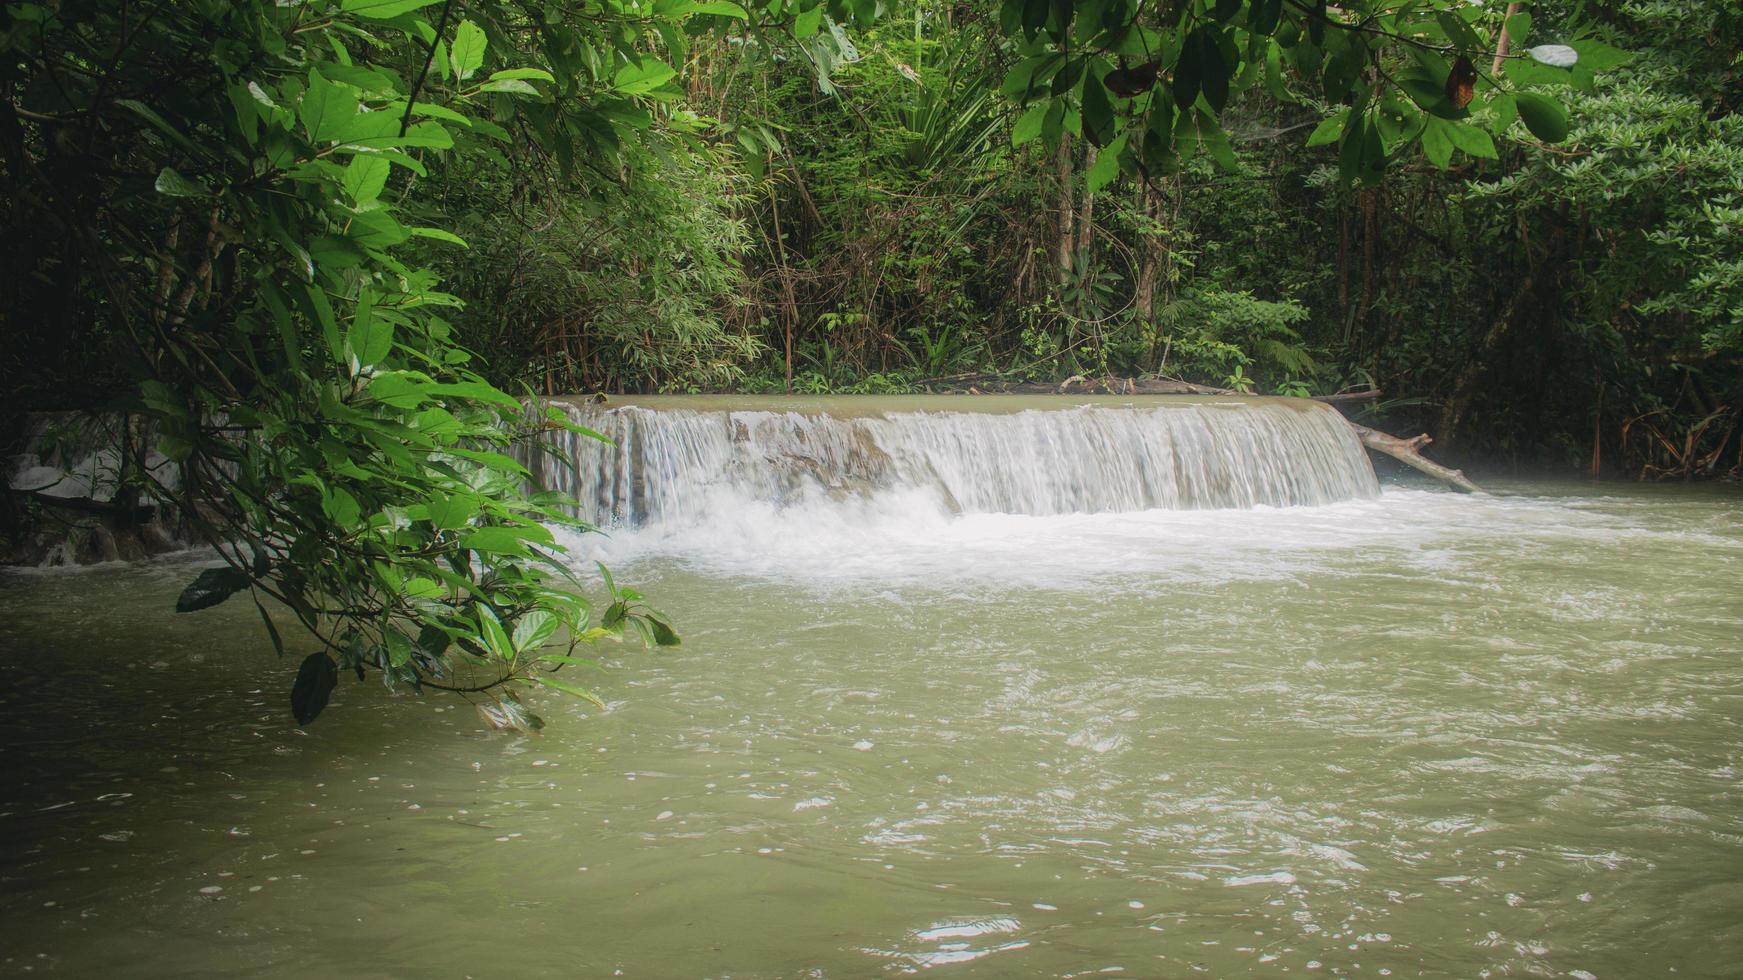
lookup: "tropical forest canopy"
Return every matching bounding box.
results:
[1,0,1738,721]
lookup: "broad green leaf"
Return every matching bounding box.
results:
[368,372,432,408]
[422,380,522,409]
[1197,111,1237,170]
[343,155,390,203]
[402,577,444,599]
[1012,102,1047,146]
[450,20,487,80]
[794,4,823,37]
[1445,120,1497,159]
[512,611,558,652]
[475,605,514,659]
[1306,109,1348,148]
[384,630,413,667]
[645,614,681,647]
[1081,73,1114,147]
[300,68,358,144]
[1515,91,1569,142]
[1566,39,1629,72]
[341,0,440,18]
[347,308,393,368]
[322,487,362,528]
[689,1,749,17]
[1421,115,1454,168]
[1504,11,1531,45]
[477,79,539,96]
[1085,134,1124,194]
[461,525,538,555]
[155,167,209,197]
[425,492,479,529]
[614,58,677,95]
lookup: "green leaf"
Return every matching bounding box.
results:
[450,20,487,80]
[347,307,393,368]
[689,1,749,17]
[154,167,209,197]
[425,492,479,529]
[1012,102,1047,146]
[1566,39,1629,72]
[300,68,358,144]
[322,487,363,528]
[488,68,557,83]
[1000,57,1042,100]
[177,566,252,613]
[410,226,469,247]
[385,630,413,667]
[343,155,390,204]
[1488,92,1518,133]
[1080,73,1114,147]
[1084,134,1124,194]
[1445,120,1497,159]
[794,4,823,37]
[368,372,432,409]
[1514,91,1569,142]
[1421,115,1454,169]
[403,577,445,599]
[1306,109,1348,148]
[1196,109,1237,170]
[422,380,522,409]
[1504,11,1531,45]
[476,606,514,659]
[291,653,339,726]
[341,0,440,17]
[535,675,605,706]
[614,58,677,95]
[513,611,559,652]
[461,525,539,555]
[645,614,681,647]
[476,79,539,96]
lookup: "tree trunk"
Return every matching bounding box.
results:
[1350,424,1485,493]
[1076,145,1098,270]
[1133,183,1160,323]
[1055,136,1074,284]
[1437,270,1536,454]
[1491,2,1523,76]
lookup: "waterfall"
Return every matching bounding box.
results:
[526,396,1378,526]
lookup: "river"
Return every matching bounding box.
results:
[1,397,1739,977]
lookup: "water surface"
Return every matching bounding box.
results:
[1,481,1739,977]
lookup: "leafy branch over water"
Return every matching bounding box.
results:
[5,0,711,727]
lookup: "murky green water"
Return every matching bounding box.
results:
[2,481,1740,977]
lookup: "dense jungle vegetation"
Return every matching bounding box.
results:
[1,0,1738,720]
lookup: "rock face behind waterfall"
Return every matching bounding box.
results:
[5,412,196,566]
[524,395,1380,527]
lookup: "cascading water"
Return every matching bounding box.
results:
[525,395,1378,527]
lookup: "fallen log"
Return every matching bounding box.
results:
[1311,388,1383,405]
[1348,424,1484,493]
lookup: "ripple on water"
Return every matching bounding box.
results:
[864,916,1030,973]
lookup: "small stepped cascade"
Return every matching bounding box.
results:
[525,396,1379,525]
